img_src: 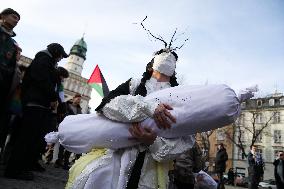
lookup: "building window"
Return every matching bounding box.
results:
[274,130,281,143]
[280,98,284,105]
[238,130,246,142]
[255,113,263,124]
[237,114,245,126]
[216,129,225,141]
[269,99,275,106]
[237,148,245,160]
[257,100,262,107]
[255,129,262,143]
[273,112,281,123]
[201,148,209,158]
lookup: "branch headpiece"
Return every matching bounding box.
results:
[135,16,189,52]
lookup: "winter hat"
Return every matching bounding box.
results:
[47,43,68,58]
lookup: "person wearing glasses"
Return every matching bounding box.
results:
[273,151,284,189]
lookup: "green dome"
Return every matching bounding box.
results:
[70,37,87,60]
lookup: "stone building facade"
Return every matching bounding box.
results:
[232,92,284,179]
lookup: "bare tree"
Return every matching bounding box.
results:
[225,109,277,158]
[197,131,214,162]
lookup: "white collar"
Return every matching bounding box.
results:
[145,77,171,94]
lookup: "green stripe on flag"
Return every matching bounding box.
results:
[90,83,103,97]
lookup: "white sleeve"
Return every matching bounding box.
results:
[148,135,195,162]
[102,94,158,122]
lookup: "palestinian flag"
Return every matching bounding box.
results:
[87,65,109,97]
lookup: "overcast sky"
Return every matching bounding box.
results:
[2,0,284,109]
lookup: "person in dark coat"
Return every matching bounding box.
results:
[0,41,22,152]
[273,151,284,189]
[55,66,69,123]
[247,145,264,189]
[66,94,82,115]
[4,43,68,180]
[0,8,20,153]
[227,168,235,186]
[215,143,228,189]
[172,142,203,189]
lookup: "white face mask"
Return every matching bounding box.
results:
[152,52,176,76]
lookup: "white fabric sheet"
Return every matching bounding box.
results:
[58,84,240,153]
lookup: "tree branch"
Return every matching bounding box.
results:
[172,38,189,50]
[168,28,177,49]
[140,16,168,48]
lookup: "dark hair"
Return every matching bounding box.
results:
[250,145,256,149]
[57,66,69,78]
[219,143,224,148]
[0,8,20,20]
[134,49,179,96]
[74,93,81,98]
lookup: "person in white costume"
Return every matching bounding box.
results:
[64,49,195,189]
[51,48,256,189]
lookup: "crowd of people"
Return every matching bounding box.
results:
[0,7,83,181]
[214,144,284,189]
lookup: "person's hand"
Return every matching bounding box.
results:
[129,122,157,145]
[153,103,176,129]
[50,101,58,110]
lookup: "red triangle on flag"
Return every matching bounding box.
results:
[88,65,102,84]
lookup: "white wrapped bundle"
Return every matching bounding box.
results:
[58,84,240,153]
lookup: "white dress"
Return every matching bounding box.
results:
[67,78,195,189]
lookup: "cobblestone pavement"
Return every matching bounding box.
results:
[0,163,68,189]
[0,162,248,189]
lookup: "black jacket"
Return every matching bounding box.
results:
[215,148,228,173]
[173,143,203,184]
[247,151,264,177]
[0,26,17,102]
[273,159,284,183]
[21,50,58,108]
[66,100,82,115]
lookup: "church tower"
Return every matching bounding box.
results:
[65,37,87,76]
[63,37,92,113]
